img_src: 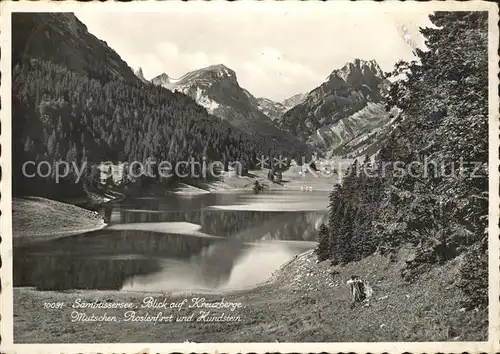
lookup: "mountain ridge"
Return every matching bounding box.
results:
[282,93,307,109]
[148,59,393,158]
[11,13,310,198]
[277,58,392,157]
[255,93,307,121]
[150,64,309,152]
[134,67,148,83]
[12,12,140,84]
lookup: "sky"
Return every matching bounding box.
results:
[76,6,433,101]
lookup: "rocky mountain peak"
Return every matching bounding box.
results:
[151,72,172,88]
[256,97,286,121]
[134,67,148,83]
[155,72,170,80]
[202,64,237,81]
[255,93,308,122]
[278,58,391,149]
[282,93,307,109]
[207,63,233,73]
[12,13,140,84]
[168,64,238,92]
[148,64,306,151]
[333,58,384,85]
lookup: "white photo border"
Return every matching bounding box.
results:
[1,1,498,353]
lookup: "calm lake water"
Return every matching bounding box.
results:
[14,191,328,292]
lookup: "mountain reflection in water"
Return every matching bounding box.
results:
[14,191,327,292]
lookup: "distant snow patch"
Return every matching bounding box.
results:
[194,87,220,113]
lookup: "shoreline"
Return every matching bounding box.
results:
[12,197,107,246]
[13,248,486,343]
[13,222,108,247]
[11,182,486,342]
[15,248,298,298]
[168,166,341,195]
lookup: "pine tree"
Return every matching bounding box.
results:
[47,131,57,156]
[23,136,34,153]
[315,223,330,262]
[66,142,78,164]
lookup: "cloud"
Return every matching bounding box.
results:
[146,43,228,80]
[256,47,318,80]
[156,42,180,59]
[238,47,321,99]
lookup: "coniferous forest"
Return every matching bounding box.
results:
[9,7,495,345]
[316,12,488,310]
[12,13,309,198]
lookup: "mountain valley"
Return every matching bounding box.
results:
[146,59,394,159]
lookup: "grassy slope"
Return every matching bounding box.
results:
[13,249,486,343]
[12,197,106,244]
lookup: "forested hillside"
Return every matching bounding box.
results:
[12,13,308,198]
[316,12,489,310]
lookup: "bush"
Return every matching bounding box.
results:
[457,241,488,309]
[315,223,330,262]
